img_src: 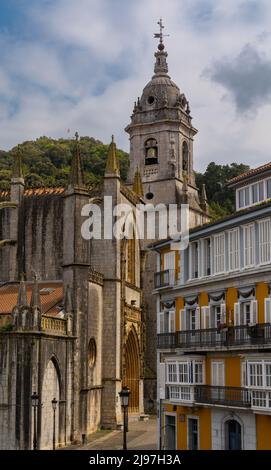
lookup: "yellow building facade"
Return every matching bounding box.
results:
[154,163,271,450]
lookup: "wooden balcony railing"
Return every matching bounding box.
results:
[157,323,271,349]
[154,270,176,288]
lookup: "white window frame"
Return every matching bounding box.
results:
[189,242,199,279]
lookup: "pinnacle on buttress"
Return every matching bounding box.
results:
[105,135,120,177]
[133,166,144,197]
[200,183,208,211]
[64,285,73,315]
[30,272,41,310]
[12,145,23,180]
[17,273,28,307]
[69,132,85,188]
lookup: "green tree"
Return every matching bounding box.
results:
[196,162,250,218]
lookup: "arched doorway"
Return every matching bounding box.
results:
[225,419,242,450]
[124,329,140,413]
[40,358,60,449]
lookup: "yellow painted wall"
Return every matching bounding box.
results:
[199,292,209,307]
[206,355,241,387]
[226,288,238,325]
[163,405,211,450]
[256,282,269,323]
[176,406,211,450]
[256,415,271,450]
[176,297,184,331]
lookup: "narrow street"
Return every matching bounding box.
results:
[67,417,157,451]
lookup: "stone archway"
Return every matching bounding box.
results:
[124,328,140,413]
[40,358,60,450]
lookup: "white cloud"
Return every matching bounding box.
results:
[0,0,271,172]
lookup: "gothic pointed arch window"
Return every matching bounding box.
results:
[145,138,158,165]
[127,237,136,285]
[182,141,189,172]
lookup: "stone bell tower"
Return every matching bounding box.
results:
[126,19,209,227]
[125,20,210,408]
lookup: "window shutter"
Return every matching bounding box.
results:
[221,303,226,325]
[159,312,164,334]
[234,302,241,326]
[169,310,175,333]
[241,361,247,387]
[159,363,166,399]
[201,306,206,329]
[202,306,210,329]
[250,300,258,324]
[195,307,201,329]
[212,362,225,386]
[264,298,271,323]
[179,309,186,331]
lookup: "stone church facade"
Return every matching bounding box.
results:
[0,27,209,449]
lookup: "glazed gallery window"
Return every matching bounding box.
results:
[238,186,250,209]
[145,138,158,165]
[166,361,204,385]
[247,361,271,388]
[167,363,178,383]
[237,179,269,210]
[179,362,189,383]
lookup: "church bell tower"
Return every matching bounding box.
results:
[125,19,209,227]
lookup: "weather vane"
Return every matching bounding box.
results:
[154,18,169,46]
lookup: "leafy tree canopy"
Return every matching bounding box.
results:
[195,162,250,219]
[0,136,129,190]
[0,137,250,220]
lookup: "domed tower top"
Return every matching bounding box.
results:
[125,19,204,221]
[128,19,191,123]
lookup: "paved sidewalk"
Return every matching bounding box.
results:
[67,417,157,451]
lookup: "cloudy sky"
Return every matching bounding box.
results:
[1,0,271,172]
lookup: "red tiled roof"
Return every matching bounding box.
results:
[0,187,65,199]
[0,282,63,316]
[227,162,271,186]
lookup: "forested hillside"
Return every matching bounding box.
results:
[0,136,250,218]
[0,136,129,190]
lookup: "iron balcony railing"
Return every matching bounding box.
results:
[157,323,271,349]
[154,270,176,289]
[194,385,251,408]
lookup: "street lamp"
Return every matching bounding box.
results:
[119,386,130,451]
[51,397,58,450]
[31,391,39,450]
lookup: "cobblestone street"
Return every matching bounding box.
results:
[67,417,157,451]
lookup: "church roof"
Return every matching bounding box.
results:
[0,281,64,316]
[0,187,65,200]
[227,162,271,187]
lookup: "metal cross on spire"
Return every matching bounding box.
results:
[154,18,169,47]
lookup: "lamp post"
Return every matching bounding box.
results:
[51,397,58,450]
[119,386,130,451]
[31,391,39,450]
